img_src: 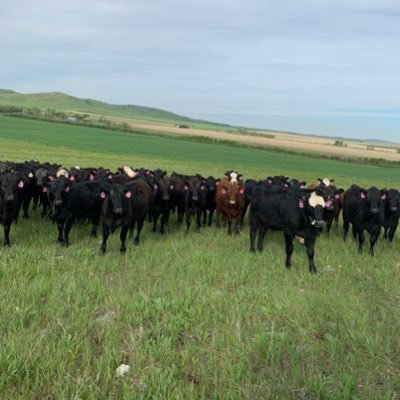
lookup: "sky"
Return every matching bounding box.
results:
[1,0,399,142]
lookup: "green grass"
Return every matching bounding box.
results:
[0,116,400,399]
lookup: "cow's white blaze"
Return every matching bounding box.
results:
[56,168,69,178]
[229,172,238,183]
[308,192,325,208]
[123,166,137,178]
[322,178,331,187]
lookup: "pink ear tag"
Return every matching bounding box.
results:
[18,181,24,188]
[184,185,188,191]
[100,191,106,199]
[221,188,227,194]
[381,194,386,200]
[154,184,158,189]
[298,199,304,209]
[335,194,340,199]
[64,186,70,192]
[125,191,132,198]
[170,184,174,189]
[69,175,75,181]
[43,187,48,193]
[361,192,366,199]
[239,188,244,194]
[89,174,95,181]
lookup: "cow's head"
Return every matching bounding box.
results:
[386,189,400,213]
[361,187,386,214]
[300,192,325,228]
[50,178,70,207]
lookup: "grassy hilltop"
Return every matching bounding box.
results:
[0,115,399,399]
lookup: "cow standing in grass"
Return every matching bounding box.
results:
[249,184,325,273]
[343,185,386,255]
[216,178,245,234]
[382,188,400,242]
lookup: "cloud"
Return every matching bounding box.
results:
[0,0,399,141]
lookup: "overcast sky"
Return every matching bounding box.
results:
[1,0,399,141]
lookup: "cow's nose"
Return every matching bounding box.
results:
[114,208,123,215]
[391,206,398,212]
[5,195,14,201]
[55,200,62,206]
[371,208,379,214]
[229,200,236,205]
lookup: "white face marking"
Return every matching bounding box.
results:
[123,166,137,178]
[322,178,331,187]
[28,172,33,178]
[308,192,325,208]
[74,165,80,170]
[230,172,238,183]
[56,168,69,178]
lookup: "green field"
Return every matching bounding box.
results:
[0,116,400,399]
[0,89,236,132]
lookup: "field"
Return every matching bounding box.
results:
[1,115,400,399]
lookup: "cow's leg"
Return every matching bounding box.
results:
[234,214,241,234]
[352,223,359,240]
[249,212,258,252]
[388,221,398,242]
[326,217,333,236]
[357,227,365,253]
[63,216,75,247]
[369,229,381,256]
[101,223,110,254]
[32,193,39,211]
[343,218,349,240]
[227,214,233,235]
[284,233,294,268]
[195,208,202,231]
[90,216,100,237]
[22,194,31,219]
[256,224,266,251]
[185,210,192,233]
[160,210,169,234]
[202,209,207,226]
[3,223,11,246]
[134,219,145,245]
[152,212,159,233]
[383,223,388,239]
[120,224,129,253]
[57,220,65,242]
[305,236,317,273]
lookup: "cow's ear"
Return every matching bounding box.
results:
[380,190,387,200]
[49,175,55,181]
[337,188,344,194]
[267,177,272,184]
[317,178,323,183]
[215,179,220,186]
[183,183,189,191]
[100,190,106,199]
[360,190,366,199]
[298,198,305,209]
[238,174,243,181]
[300,181,306,189]
[125,191,132,199]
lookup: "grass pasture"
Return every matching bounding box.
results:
[0,115,400,399]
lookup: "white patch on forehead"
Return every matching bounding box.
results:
[123,166,137,178]
[308,192,325,208]
[322,178,331,187]
[230,172,238,183]
[56,168,69,178]
[74,165,80,170]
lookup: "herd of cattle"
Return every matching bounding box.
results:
[0,161,398,273]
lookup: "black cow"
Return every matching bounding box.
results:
[382,188,400,242]
[101,184,133,253]
[0,172,28,245]
[150,175,172,234]
[249,184,325,273]
[50,180,106,246]
[183,175,204,233]
[316,185,344,235]
[343,185,386,255]
[170,172,185,223]
[201,176,219,226]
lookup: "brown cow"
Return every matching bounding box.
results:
[216,178,245,234]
